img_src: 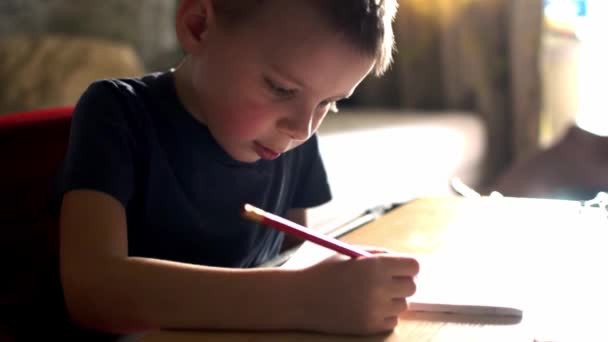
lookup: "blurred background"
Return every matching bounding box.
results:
[1,0,603,228]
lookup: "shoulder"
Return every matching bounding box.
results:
[77,72,166,110]
[71,72,169,131]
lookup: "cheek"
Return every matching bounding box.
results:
[219,102,278,138]
[311,110,328,132]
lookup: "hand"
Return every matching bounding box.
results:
[296,251,419,335]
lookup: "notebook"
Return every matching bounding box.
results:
[403,253,523,317]
[281,239,524,318]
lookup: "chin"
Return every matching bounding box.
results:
[229,151,260,163]
[239,156,261,163]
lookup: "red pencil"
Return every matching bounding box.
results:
[241,203,372,258]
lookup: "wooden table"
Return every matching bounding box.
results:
[137,196,608,341]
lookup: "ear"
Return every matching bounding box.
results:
[175,0,216,55]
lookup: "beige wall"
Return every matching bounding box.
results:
[539,33,580,147]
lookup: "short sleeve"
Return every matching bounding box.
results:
[58,81,137,206]
[291,134,332,209]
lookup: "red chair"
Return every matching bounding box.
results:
[0,107,76,338]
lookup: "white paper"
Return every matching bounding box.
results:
[282,241,523,317]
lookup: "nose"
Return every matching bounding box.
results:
[278,109,315,141]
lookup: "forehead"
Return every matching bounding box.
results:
[219,1,374,93]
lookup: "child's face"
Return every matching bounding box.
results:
[178,1,375,162]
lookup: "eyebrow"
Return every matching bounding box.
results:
[269,63,350,100]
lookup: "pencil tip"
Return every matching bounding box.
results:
[241,203,263,223]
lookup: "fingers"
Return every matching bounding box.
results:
[325,253,349,263]
[377,299,408,332]
[390,276,417,297]
[397,257,420,276]
[360,245,390,254]
[390,297,408,313]
[382,316,399,330]
[359,253,419,275]
[379,254,420,276]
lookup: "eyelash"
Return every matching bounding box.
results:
[265,78,294,98]
[321,100,339,113]
[329,101,339,113]
[265,77,340,113]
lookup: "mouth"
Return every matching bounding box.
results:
[253,141,281,160]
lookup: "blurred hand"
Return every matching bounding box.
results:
[297,250,419,335]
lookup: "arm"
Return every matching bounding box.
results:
[60,190,303,333]
[61,190,419,335]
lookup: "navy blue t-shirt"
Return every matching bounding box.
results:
[53,71,332,268]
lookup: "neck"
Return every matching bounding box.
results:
[172,57,208,125]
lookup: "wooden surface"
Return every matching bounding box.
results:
[137,196,608,341]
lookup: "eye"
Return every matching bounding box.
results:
[329,101,339,113]
[319,100,339,113]
[265,77,295,98]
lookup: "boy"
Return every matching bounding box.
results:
[55,0,419,336]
